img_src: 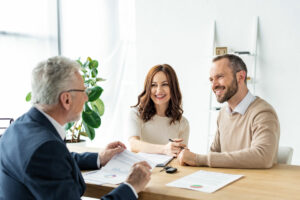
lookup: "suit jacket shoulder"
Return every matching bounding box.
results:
[0,107,137,200]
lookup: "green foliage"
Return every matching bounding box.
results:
[26,57,105,142]
[83,121,95,140]
[88,86,103,101]
[25,92,31,102]
[91,98,105,116]
[82,102,101,128]
[65,122,75,130]
[68,57,105,142]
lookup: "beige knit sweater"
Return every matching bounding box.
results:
[197,97,280,168]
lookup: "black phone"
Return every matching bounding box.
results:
[165,167,177,174]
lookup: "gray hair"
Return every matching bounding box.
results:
[213,54,248,84]
[31,56,81,105]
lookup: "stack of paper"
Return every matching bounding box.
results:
[166,170,243,193]
[83,150,156,185]
[137,152,173,167]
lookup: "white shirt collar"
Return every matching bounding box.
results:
[34,106,101,168]
[226,91,256,115]
[34,106,66,140]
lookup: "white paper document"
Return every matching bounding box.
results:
[137,152,173,166]
[83,150,156,185]
[166,170,243,193]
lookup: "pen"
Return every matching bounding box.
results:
[169,139,184,149]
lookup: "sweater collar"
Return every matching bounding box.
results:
[226,91,256,115]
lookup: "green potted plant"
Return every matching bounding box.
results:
[26,57,105,143]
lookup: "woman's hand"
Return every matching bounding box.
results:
[163,138,186,157]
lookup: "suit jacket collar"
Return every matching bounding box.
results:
[27,107,63,142]
[27,107,86,193]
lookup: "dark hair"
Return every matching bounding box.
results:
[133,64,183,124]
[213,54,248,84]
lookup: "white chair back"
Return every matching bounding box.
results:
[277,146,293,164]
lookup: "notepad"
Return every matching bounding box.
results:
[137,152,173,167]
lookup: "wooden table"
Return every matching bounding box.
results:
[68,145,300,200]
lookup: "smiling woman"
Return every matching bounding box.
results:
[127,64,190,157]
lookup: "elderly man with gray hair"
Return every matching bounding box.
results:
[0,56,151,200]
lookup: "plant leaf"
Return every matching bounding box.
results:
[84,80,91,85]
[75,123,82,130]
[83,121,95,140]
[91,68,98,78]
[88,86,103,101]
[83,60,89,68]
[65,122,74,131]
[25,92,32,102]
[85,79,95,87]
[76,59,83,66]
[91,80,96,86]
[89,60,98,69]
[91,98,105,116]
[79,131,88,137]
[82,103,101,128]
[81,68,87,73]
[96,77,106,82]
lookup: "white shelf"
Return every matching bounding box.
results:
[206,17,259,152]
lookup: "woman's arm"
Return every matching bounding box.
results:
[179,117,190,146]
[129,136,185,157]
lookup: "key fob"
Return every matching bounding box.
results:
[166,167,177,174]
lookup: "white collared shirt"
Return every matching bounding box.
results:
[34,106,102,167]
[34,106,66,140]
[226,91,256,115]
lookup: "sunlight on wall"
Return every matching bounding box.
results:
[60,0,138,147]
[0,0,58,119]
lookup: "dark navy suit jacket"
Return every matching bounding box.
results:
[0,107,136,200]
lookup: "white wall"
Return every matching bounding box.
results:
[135,0,300,165]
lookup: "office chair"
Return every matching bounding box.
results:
[277,146,293,164]
[0,118,14,138]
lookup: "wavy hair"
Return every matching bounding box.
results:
[133,64,183,124]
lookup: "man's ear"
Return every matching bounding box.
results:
[60,92,72,110]
[236,70,246,84]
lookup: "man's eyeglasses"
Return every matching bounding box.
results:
[64,88,91,96]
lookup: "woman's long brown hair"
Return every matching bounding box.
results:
[133,64,183,124]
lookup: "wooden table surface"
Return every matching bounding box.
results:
[68,145,300,200]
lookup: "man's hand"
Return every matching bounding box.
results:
[163,138,186,157]
[177,149,197,166]
[99,141,126,167]
[126,161,151,193]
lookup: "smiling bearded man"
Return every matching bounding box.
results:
[177,54,280,169]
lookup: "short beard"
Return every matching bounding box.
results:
[216,77,238,103]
